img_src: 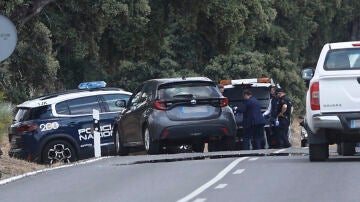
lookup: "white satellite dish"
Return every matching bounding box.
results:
[0,15,17,62]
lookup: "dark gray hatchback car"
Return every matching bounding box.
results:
[113,77,237,155]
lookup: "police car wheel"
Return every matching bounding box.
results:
[114,129,129,156]
[143,127,160,155]
[42,140,77,164]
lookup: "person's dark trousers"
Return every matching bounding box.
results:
[278,117,291,148]
[265,126,280,148]
[242,128,252,150]
[253,124,265,150]
[243,125,265,150]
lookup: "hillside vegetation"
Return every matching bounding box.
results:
[1,1,360,114]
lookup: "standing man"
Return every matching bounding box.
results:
[235,89,266,150]
[276,88,292,148]
[263,85,279,148]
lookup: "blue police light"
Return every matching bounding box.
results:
[78,81,107,89]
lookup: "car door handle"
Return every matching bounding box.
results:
[69,122,78,127]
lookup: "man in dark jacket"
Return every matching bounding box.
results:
[263,85,279,148]
[235,89,266,150]
[276,88,292,148]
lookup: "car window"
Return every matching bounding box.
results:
[14,106,52,122]
[325,48,360,70]
[67,96,101,115]
[129,91,143,107]
[224,86,270,110]
[102,94,130,112]
[55,101,70,115]
[158,82,220,100]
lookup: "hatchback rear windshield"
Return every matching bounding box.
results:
[158,82,221,100]
[14,106,52,122]
[324,48,360,70]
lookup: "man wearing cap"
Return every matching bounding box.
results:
[276,88,292,148]
[263,85,279,148]
[234,89,266,150]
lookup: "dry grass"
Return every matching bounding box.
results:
[0,137,46,180]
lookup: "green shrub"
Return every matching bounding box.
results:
[0,102,13,142]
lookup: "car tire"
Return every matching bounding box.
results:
[309,143,329,162]
[208,140,221,152]
[114,129,129,156]
[192,143,205,153]
[222,136,236,151]
[337,143,342,155]
[341,142,355,156]
[143,127,160,155]
[301,139,308,147]
[42,140,77,164]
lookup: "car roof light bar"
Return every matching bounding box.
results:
[78,81,107,89]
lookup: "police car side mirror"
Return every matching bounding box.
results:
[115,100,126,108]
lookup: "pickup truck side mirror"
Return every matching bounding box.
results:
[301,68,315,87]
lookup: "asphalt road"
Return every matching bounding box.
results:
[1,148,360,202]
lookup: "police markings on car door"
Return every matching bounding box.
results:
[78,124,112,147]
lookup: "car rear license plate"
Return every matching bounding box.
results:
[181,106,208,113]
[350,120,360,128]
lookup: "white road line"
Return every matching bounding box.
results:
[232,169,245,175]
[274,149,286,153]
[177,157,248,202]
[0,157,110,186]
[193,198,207,202]
[249,157,259,161]
[214,184,227,189]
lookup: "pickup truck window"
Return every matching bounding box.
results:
[325,48,360,70]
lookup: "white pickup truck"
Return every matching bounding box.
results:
[302,41,360,161]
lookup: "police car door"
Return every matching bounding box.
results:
[65,96,102,158]
[99,93,130,154]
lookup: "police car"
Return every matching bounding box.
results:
[219,78,274,149]
[8,81,131,164]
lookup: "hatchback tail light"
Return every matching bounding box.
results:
[219,97,229,107]
[153,100,167,110]
[16,123,38,133]
[310,82,320,110]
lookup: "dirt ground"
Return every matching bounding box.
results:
[0,118,302,180]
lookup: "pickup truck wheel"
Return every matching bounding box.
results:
[309,144,329,161]
[341,142,355,156]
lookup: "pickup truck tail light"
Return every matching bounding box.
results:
[310,82,320,110]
